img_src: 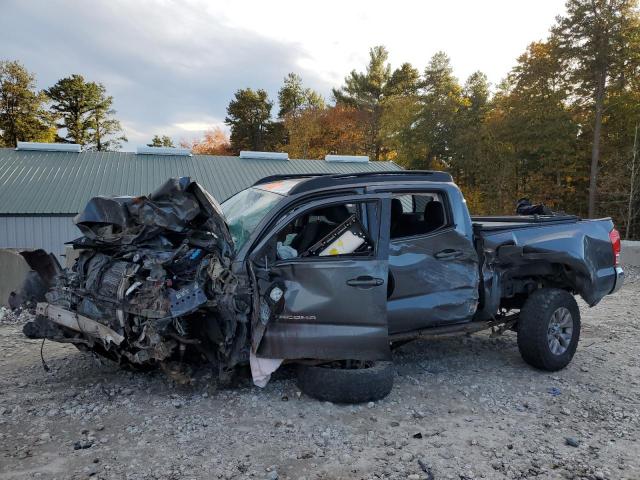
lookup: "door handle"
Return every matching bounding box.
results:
[434,248,463,260]
[346,275,384,288]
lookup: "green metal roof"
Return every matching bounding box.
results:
[0,149,402,215]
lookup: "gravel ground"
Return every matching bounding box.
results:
[1,268,639,480]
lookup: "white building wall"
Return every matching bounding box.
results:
[0,215,79,261]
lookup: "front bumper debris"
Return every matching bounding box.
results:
[35,302,124,345]
[23,177,252,381]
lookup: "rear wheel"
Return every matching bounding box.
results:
[517,288,581,371]
[296,360,394,403]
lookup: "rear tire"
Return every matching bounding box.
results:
[517,288,581,371]
[296,361,394,403]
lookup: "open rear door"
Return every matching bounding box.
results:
[251,194,391,360]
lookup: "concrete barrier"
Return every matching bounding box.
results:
[0,248,61,306]
[622,240,640,267]
[0,249,34,307]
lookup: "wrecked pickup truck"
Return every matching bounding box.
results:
[25,172,624,403]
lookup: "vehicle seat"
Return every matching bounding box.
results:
[390,198,404,238]
[291,205,350,253]
[423,201,445,233]
[321,205,350,225]
[290,221,321,253]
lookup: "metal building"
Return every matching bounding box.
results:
[0,145,401,261]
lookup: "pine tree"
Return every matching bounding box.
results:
[148,135,175,148]
[553,0,639,217]
[0,60,54,147]
[490,41,582,213]
[277,73,324,119]
[90,89,127,151]
[333,46,393,160]
[225,88,274,152]
[416,52,465,168]
[451,71,491,186]
[378,63,422,166]
[46,74,126,150]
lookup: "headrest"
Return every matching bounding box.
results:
[319,205,350,223]
[391,198,403,219]
[424,201,445,226]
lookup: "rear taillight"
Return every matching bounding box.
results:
[609,228,621,266]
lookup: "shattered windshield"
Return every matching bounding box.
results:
[221,187,283,249]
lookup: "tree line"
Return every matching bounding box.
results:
[223,0,640,235]
[0,65,126,150]
[1,0,639,235]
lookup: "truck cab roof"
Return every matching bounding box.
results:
[252,170,454,196]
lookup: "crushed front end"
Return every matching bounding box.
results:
[23,177,252,381]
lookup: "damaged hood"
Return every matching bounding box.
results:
[72,177,233,253]
[24,177,252,380]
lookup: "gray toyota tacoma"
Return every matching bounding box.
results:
[24,172,624,403]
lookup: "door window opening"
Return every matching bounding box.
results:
[271,202,376,260]
[391,193,448,239]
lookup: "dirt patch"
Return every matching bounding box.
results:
[1,270,639,480]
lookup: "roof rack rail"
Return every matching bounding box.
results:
[253,170,453,195]
[253,173,327,186]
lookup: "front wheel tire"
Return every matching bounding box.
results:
[517,288,581,371]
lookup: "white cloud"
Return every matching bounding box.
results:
[173,122,220,132]
[203,0,565,86]
[2,0,566,150]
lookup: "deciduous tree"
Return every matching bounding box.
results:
[283,106,367,159]
[181,127,232,155]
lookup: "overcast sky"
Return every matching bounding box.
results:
[2,0,566,150]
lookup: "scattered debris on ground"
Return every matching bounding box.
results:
[0,306,34,326]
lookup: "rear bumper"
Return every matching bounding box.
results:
[611,266,625,294]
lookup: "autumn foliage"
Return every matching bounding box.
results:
[283,106,368,159]
[181,127,232,156]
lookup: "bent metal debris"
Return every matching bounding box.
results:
[24,178,254,384]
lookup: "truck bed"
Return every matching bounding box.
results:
[472,215,580,232]
[471,214,620,307]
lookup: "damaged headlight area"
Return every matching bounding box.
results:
[23,177,251,381]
